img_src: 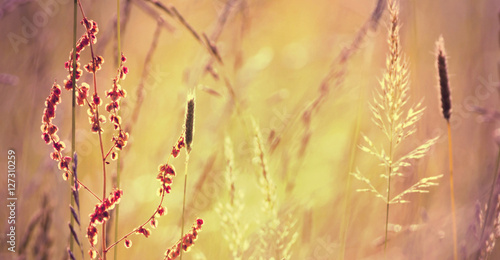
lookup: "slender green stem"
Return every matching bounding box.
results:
[447,122,458,260]
[70,0,78,254]
[180,153,190,260]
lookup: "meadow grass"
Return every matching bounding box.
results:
[12,0,499,259]
[351,0,442,253]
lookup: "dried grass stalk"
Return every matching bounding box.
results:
[436,36,452,121]
[351,0,442,252]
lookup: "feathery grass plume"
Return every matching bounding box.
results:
[215,137,249,259]
[252,119,298,259]
[180,93,195,260]
[351,0,442,252]
[436,36,458,260]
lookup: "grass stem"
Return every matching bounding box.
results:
[385,135,394,253]
[180,153,190,260]
[70,0,78,254]
[447,122,458,260]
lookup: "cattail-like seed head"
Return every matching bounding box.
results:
[184,94,195,153]
[436,36,452,121]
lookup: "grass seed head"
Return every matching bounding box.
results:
[436,36,452,121]
[184,94,195,153]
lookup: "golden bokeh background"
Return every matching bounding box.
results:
[1,0,500,259]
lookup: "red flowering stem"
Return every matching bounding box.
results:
[76,1,108,258]
[103,144,118,160]
[88,26,108,260]
[72,86,109,204]
[106,143,181,252]
[164,219,203,260]
[105,198,166,251]
[47,134,101,202]
[105,181,169,251]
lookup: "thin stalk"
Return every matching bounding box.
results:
[447,122,458,260]
[338,94,362,260]
[106,155,172,251]
[78,1,108,255]
[480,137,500,251]
[180,153,190,260]
[384,83,397,253]
[384,133,394,252]
[114,1,122,259]
[70,0,78,254]
[77,0,108,256]
[92,68,108,259]
[99,118,107,260]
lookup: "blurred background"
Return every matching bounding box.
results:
[1,0,500,259]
